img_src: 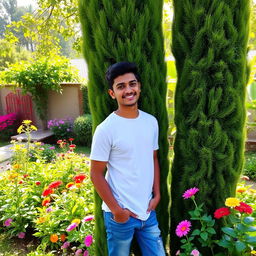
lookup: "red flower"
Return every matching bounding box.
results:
[68,138,74,141]
[23,174,29,178]
[35,181,41,186]
[42,188,54,197]
[48,180,63,189]
[57,140,63,144]
[19,180,23,184]
[73,174,87,183]
[69,144,76,148]
[235,202,253,214]
[214,207,231,219]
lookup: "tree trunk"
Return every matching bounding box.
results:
[79,1,169,255]
[170,0,250,254]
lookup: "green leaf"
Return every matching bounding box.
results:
[218,239,232,249]
[191,229,200,236]
[246,226,256,232]
[200,232,208,241]
[235,241,246,252]
[243,216,255,225]
[222,227,237,238]
[207,227,216,234]
[245,235,256,245]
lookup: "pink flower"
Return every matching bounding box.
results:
[75,249,83,255]
[84,235,93,247]
[83,251,89,256]
[176,220,191,237]
[4,218,13,227]
[82,215,94,222]
[46,207,53,213]
[176,250,180,255]
[182,187,199,199]
[61,241,70,249]
[191,249,200,256]
[18,232,25,239]
[66,222,78,232]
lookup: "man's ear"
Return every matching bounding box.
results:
[108,89,115,99]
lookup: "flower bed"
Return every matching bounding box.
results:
[0,139,94,256]
[0,113,18,140]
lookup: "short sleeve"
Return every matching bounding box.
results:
[153,118,159,150]
[90,125,111,161]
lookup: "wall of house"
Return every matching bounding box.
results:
[0,83,83,129]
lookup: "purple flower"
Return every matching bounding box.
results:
[4,218,13,227]
[82,215,94,222]
[46,207,53,213]
[84,235,93,247]
[49,146,55,150]
[66,222,78,232]
[61,241,70,249]
[83,251,89,256]
[75,249,83,255]
[17,232,25,239]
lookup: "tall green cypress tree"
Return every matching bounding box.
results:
[170,0,250,254]
[78,1,169,255]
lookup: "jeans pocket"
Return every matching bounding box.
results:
[110,215,130,224]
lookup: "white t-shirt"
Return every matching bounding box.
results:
[90,110,159,220]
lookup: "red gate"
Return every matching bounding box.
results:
[5,90,34,123]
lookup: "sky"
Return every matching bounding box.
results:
[17,0,37,8]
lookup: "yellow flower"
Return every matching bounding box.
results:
[250,189,256,193]
[72,219,81,225]
[34,142,41,146]
[13,164,21,169]
[17,125,23,134]
[36,217,46,224]
[31,125,37,131]
[22,120,32,124]
[8,173,18,180]
[236,187,246,193]
[75,183,81,188]
[251,250,256,255]
[225,197,240,207]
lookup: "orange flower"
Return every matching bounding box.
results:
[13,164,21,169]
[36,217,46,224]
[60,234,66,242]
[75,183,81,188]
[66,182,74,188]
[236,187,246,193]
[42,197,51,206]
[50,234,58,243]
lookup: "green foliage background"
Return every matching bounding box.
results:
[170,0,250,254]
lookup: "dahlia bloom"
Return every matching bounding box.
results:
[61,241,70,249]
[4,218,13,227]
[82,215,94,222]
[182,187,199,199]
[48,180,63,189]
[175,220,191,237]
[84,235,93,247]
[73,174,87,183]
[18,232,25,239]
[191,249,200,256]
[66,222,78,232]
[225,198,240,207]
[42,188,54,197]
[75,249,83,255]
[234,202,253,214]
[214,207,231,219]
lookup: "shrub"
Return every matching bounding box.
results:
[47,118,73,140]
[244,152,256,181]
[29,144,56,163]
[81,84,90,114]
[0,113,18,141]
[73,115,92,147]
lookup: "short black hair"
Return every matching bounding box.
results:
[105,62,141,89]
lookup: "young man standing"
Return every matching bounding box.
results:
[90,62,165,256]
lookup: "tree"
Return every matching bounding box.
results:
[170,0,250,254]
[78,0,169,255]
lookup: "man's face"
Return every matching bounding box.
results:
[108,73,141,108]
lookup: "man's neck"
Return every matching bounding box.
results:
[115,106,139,119]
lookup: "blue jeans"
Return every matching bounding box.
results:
[103,210,165,256]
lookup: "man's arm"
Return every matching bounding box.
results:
[90,160,137,222]
[147,150,161,213]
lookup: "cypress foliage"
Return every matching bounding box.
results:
[170,0,250,254]
[78,1,169,255]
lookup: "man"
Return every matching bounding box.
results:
[90,62,165,256]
